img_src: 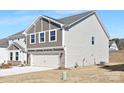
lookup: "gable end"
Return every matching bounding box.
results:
[25,16,64,34]
[66,12,109,39]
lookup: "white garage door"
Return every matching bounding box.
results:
[31,55,59,68]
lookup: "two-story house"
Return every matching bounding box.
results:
[0,31,27,65]
[25,11,109,68]
[0,11,109,68]
[109,40,119,51]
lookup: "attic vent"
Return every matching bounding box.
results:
[91,36,95,45]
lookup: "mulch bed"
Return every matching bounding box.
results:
[0,63,12,69]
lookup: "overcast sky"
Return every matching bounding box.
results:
[0,10,123,39]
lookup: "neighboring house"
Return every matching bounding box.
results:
[0,31,27,65]
[25,11,109,68]
[0,11,109,68]
[7,31,27,65]
[109,40,118,51]
[0,39,8,64]
[119,39,124,50]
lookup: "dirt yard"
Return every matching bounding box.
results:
[0,50,124,83]
[109,50,124,63]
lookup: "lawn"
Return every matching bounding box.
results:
[0,62,124,83]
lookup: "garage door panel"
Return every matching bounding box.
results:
[31,55,59,68]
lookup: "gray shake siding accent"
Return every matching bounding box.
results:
[42,18,61,31]
[27,26,34,34]
[36,19,41,32]
[26,17,63,49]
[27,29,62,48]
[43,18,49,31]
[27,18,61,34]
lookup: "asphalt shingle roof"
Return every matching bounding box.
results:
[44,11,95,26]
[58,11,95,25]
[7,30,25,40]
[0,38,8,48]
[0,30,25,47]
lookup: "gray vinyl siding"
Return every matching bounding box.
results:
[36,19,41,32]
[27,29,62,48]
[43,18,49,31]
[27,26,34,34]
[26,17,62,49]
[27,18,61,34]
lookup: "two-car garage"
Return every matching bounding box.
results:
[31,54,60,68]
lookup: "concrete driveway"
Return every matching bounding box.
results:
[0,66,54,77]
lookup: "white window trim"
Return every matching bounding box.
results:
[49,30,57,42]
[30,33,36,44]
[39,31,46,43]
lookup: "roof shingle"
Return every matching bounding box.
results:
[58,11,95,25]
[0,38,8,48]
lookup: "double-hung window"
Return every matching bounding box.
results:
[49,30,57,42]
[15,52,19,61]
[10,52,13,61]
[30,34,36,44]
[39,32,45,43]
